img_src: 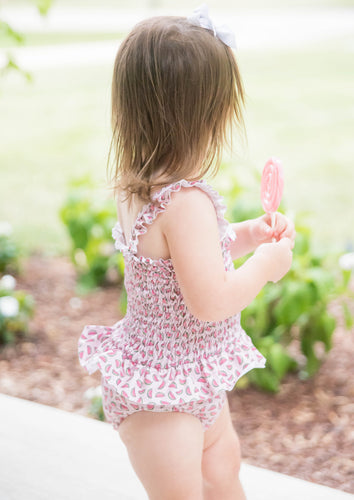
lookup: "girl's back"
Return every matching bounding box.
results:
[116,184,170,261]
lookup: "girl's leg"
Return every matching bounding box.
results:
[202,397,246,500]
[118,410,205,500]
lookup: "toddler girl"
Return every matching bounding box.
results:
[78,5,295,500]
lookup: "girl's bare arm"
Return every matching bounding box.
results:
[162,188,293,322]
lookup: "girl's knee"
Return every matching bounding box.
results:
[202,428,242,487]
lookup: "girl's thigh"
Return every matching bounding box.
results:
[203,395,234,450]
[202,396,243,483]
[118,410,205,500]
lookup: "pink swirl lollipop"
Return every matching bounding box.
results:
[261,157,284,236]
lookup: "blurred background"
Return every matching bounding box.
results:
[1,0,354,257]
[1,1,354,493]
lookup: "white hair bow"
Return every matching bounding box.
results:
[187,4,236,49]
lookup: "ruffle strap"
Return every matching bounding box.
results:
[111,222,129,254]
[111,179,236,255]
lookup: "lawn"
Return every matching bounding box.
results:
[1,31,353,257]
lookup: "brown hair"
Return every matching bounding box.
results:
[107,15,245,203]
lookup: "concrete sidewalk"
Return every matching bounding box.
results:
[0,393,352,500]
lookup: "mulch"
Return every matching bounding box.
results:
[0,254,353,494]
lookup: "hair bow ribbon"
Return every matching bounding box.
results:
[187,4,236,49]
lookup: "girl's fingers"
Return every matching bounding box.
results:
[275,213,287,233]
[256,213,295,245]
[261,220,272,237]
[274,214,295,238]
[251,216,272,242]
[280,229,296,248]
[282,227,296,240]
[269,217,295,248]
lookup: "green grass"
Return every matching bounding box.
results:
[236,37,354,252]
[0,35,353,257]
[0,61,114,256]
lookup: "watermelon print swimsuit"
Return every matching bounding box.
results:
[78,179,266,431]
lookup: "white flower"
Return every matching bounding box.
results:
[0,221,12,237]
[0,275,17,291]
[84,385,102,400]
[0,296,19,318]
[339,252,354,271]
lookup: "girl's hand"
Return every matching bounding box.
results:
[250,213,296,248]
[254,237,293,283]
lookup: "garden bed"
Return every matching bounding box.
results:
[0,253,353,494]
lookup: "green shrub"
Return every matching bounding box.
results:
[0,223,20,274]
[0,275,35,345]
[225,181,353,392]
[59,176,125,293]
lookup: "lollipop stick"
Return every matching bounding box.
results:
[271,212,276,243]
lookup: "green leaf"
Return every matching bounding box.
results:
[116,253,125,277]
[241,291,270,339]
[0,21,25,44]
[119,286,127,315]
[268,343,297,379]
[35,0,52,16]
[274,280,315,325]
[305,267,335,299]
[247,368,280,393]
[293,231,310,256]
[342,302,354,329]
[1,328,15,345]
[76,274,99,294]
[0,56,32,82]
[300,334,320,377]
[342,269,352,289]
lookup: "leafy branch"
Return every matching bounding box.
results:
[0,0,53,81]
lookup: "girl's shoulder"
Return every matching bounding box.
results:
[153,178,230,229]
[114,178,225,261]
[158,180,217,225]
[156,179,236,249]
[116,179,213,232]
[152,178,223,211]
